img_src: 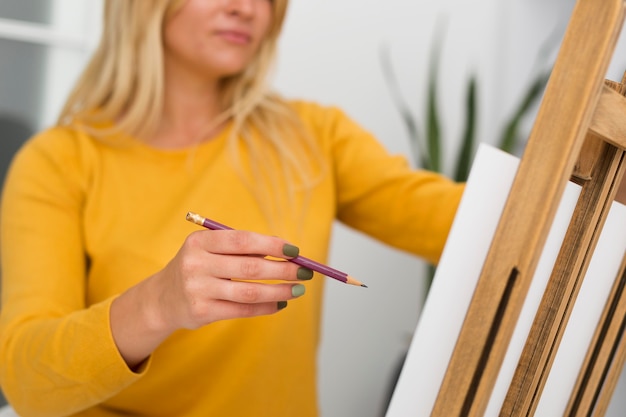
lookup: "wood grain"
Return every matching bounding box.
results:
[430,1,626,415]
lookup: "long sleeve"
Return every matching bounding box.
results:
[298,102,464,265]
[0,129,146,417]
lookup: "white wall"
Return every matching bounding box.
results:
[274,0,626,416]
[21,0,626,416]
[41,0,101,129]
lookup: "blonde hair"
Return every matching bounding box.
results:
[58,0,325,236]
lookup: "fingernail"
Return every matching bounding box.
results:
[297,267,314,280]
[277,301,288,310]
[291,284,306,297]
[282,243,299,258]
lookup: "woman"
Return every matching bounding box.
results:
[0,0,463,416]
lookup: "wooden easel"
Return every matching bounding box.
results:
[431,0,626,416]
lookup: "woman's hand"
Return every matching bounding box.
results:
[151,229,309,330]
[109,229,311,368]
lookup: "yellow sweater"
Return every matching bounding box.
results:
[0,101,463,417]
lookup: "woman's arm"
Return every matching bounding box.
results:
[0,129,309,415]
[110,229,307,369]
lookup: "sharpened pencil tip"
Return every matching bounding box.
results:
[345,275,367,288]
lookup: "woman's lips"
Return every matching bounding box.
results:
[216,30,251,44]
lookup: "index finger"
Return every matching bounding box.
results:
[189,229,299,261]
[186,212,300,259]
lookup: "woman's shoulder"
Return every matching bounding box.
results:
[286,98,378,145]
[286,99,346,121]
[10,125,101,176]
[23,124,98,151]
[284,99,361,137]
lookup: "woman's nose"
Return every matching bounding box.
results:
[224,0,256,18]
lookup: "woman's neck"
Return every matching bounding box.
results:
[150,70,227,150]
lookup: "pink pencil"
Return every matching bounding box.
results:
[186,212,367,288]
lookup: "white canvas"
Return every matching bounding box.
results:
[385,142,613,416]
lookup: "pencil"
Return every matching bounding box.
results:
[186,212,368,288]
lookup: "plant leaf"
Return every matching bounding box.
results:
[426,68,440,172]
[426,18,447,173]
[498,70,551,153]
[379,44,427,168]
[454,75,477,181]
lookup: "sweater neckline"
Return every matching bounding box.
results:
[126,121,233,157]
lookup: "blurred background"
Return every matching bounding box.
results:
[1,1,626,416]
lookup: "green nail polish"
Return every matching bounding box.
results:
[282,243,299,258]
[291,284,306,297]
[277,301,288,310]
[297,267,313,280]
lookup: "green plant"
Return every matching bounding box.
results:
[380,23,553,294]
